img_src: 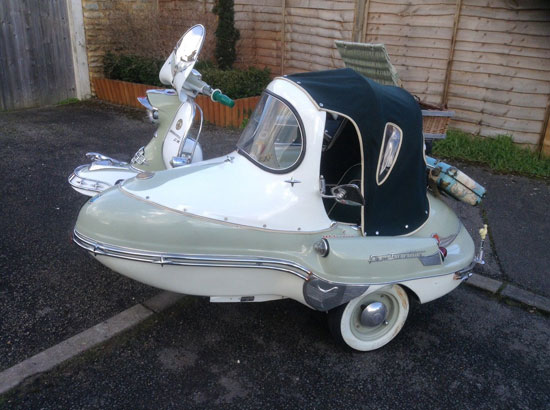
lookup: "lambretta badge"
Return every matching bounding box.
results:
[176,119,183,130]
[368,251,424,263]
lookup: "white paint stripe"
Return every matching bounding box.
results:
[0,292,184,395]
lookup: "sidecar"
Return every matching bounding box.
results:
[73,68,483,351]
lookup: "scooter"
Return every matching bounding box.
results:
[72,29,488,352]
[68,24,234,196]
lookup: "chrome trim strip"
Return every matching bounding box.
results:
[188,105,203,160]
[73,230,473,289]
[309,267,470,287]
[147,89,177,96]
[73,230,312,280]
[439,221,462,248]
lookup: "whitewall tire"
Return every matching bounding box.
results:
[328,284,409,351]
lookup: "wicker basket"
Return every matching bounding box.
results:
[419,101,454,140]
[422,114,452,136]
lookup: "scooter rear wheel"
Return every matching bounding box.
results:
[328,284,409,351]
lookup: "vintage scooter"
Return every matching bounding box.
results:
[72,65,488,351]
[68,25,234,196]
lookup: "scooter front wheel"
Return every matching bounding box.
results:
[328,284,409,351]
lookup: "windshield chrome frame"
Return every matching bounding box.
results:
[236,90,306,175]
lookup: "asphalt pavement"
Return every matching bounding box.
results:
[2,287,549,409]
[465,165,550,298]
[1,100,549,408]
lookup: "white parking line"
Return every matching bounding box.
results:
[0,292,183,395]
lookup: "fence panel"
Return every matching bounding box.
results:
[0,0,76,110]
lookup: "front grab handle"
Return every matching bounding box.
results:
[211,89,235,108]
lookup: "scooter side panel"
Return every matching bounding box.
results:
[137,92,181,171]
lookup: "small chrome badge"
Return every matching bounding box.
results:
[175,119,183,130]
[368,251,424,264]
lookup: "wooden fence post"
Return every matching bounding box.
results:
[539,98,550,156]
[352,0,369,42]
[281,0,286,75]
[441,0,463,107]
[66,0,91,100]
[352,0,371,43]
[361,0,371,43]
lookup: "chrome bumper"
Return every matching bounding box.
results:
[453,241,487,281]
[453,262,475,281]
[72,230,312,280]
[68,155,139,196]
[68,165,112,194]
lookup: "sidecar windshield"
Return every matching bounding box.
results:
[237,92,303,172]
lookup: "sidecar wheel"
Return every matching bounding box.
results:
[328,285,409,351]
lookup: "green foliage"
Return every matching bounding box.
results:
[196,61,270,99]
[212,0,240,69]
[104,54,270,99]
[104,52,164,86]
[433,129,550,179]
[56,97,80,106]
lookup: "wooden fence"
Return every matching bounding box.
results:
[83,0,550,152]
[356,0,550,149]
[92,78,158,109]
[92,78,259,128]
[0,0,77,110]
[230,0,550,152]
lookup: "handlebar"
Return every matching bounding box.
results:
[178,71,235,107]
[211,89,235,108]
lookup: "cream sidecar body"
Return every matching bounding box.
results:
[73,69,483,351]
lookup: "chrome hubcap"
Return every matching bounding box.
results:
[359,301,388,327]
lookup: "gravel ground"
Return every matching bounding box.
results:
[1,286,548,409]
[0,100,240,370]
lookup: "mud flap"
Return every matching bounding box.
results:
[303,278,369,311]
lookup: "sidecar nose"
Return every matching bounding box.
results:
[73,186,186,253]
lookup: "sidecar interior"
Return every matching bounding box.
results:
[286,68,428,236]
[321,118,362,225]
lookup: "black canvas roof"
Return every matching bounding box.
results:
[286,68,429,236]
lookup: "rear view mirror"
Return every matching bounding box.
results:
[159,24,205,87]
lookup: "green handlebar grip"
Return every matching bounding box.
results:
[212,90,235,108]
